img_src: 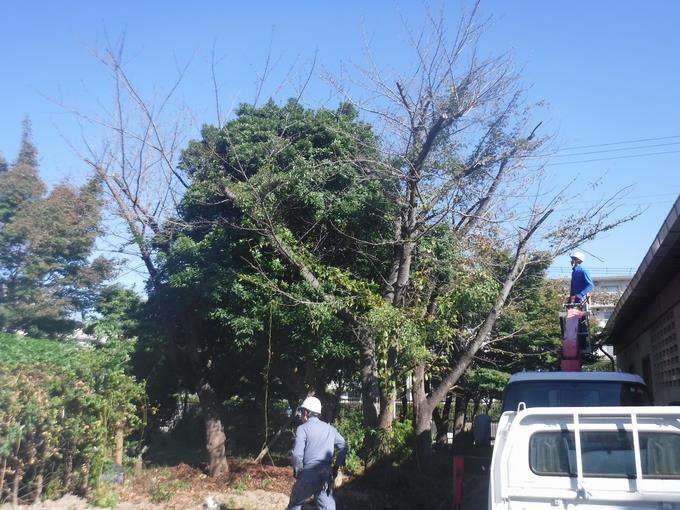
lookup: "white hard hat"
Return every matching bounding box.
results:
[301,396,322,414]
[570,251,585,263]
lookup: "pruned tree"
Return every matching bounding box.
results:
[333,4,639,463]
[332,3,635,462]
[177,99,396,431]
[200,3,640,464]
[60,42,234,476]
[61,5,641,472]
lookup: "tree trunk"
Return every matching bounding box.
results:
[0,457,5,502]
[471,397,481,419]
[64,453,73,491]
[399,379,409,422]
[433,392,453,446]
[375,339,400,456]
[80,463,90,495]
[377,391,396,435]
[414,405,434,468]
[180,311,230,477]
[197,382,229,477]
[391,241,414,306]
[11,465,21,508]
[357,328,380,428]
[408,238,536,465]
[453,394,469,436]
[412,363,434,467]
[114,422,125,465]
[33,466,43,504]
[377,340,398,433]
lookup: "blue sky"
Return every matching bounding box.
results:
[1,1,679,284]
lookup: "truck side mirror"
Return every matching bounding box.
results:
[473,414,492,447]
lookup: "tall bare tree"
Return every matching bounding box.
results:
[61,6,640,471]
[181,4,638,466]
[62,43,231,476]
[334,4,639,462]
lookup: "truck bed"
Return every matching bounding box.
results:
[489,407,680,510]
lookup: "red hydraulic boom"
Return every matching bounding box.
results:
[560,300,590,372]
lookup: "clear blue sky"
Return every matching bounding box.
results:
[1,1,679,284]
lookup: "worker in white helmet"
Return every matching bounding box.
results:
[569,251,594,303]
[568,251,595,353]
[287,396,347,510]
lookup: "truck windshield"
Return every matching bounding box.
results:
[501,380,652,413]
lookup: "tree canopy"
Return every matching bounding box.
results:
[0,121,112,336]
[60,7,639,475]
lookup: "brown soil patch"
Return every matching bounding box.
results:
[116,459,294,509]
[0,459,411,509]
[0,460,295,510]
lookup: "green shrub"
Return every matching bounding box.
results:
[389,418,414,462]
[334,406,415,473]
[334,407,368,475]
[148,483,173,503]
[89,485,119,508]
[0,334,145,504]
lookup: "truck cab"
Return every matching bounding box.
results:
[488,372,680,509]
[501,372,652,413]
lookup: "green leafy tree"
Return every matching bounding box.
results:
[0,153,8,174]
[0,120,44,227]
[136,100,392,461]
[72,12,639,472]
[0,121,112,336]
[87,285,143,340]
[175,74,631,468]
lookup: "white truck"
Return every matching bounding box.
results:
[487,372,680,510]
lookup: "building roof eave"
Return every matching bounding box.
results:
[605,196,680,348]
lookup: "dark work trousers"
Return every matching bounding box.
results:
[287,469,335,510]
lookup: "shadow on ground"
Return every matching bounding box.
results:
[144,429,491,509]
[331,442,490,510]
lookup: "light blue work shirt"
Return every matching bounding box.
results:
[291,417,347,478]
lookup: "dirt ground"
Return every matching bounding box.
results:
[0,461,296,510]
[0,491,289,510]
[116,460,294,509]
[0,454,476,509]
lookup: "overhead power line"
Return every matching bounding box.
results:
[548,266,637,271]
[538,149,680,167]
[555,135,680,152]
[528,141,680,159]
[508,133,680,168]
[563,192,679,207]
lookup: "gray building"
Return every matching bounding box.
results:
[606,196,680,405]
[590,275,632,328]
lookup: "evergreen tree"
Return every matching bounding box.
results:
[0,119,45,226]
[0,122,113,336]
[16,118,38,168]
